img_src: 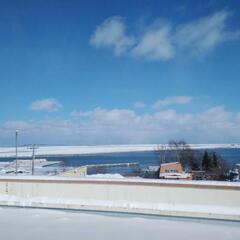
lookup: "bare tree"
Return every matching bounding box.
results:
[156,140,199,171]
[155,145,167,164]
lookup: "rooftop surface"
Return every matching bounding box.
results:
[0,207,239,240]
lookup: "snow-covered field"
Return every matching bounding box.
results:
[0,207,239,240]
[0,159,62,176]
[0,143,239,158]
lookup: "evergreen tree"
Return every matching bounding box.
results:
[212,152,218,168]
[202,151,210,171]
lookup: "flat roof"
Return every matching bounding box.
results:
[160,162,180,166]
[0,207,239,240]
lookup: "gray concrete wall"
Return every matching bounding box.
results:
[0,177,240,221]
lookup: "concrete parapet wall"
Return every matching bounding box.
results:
[0,177,240,221]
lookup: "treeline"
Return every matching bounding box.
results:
[156,140,229,180]
[201,151,228,180]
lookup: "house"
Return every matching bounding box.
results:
[159,162,192,180]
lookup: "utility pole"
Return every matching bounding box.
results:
[15,130,19,174]
[31,144,36,176]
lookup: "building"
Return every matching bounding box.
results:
[159,162,192,180]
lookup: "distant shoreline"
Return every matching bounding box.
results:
[0,144,240,158]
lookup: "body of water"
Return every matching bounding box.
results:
[1,148,240,176]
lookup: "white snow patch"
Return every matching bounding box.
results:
[86,173,124,179]
[0,175,239,187]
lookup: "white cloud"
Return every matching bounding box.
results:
[2,106,240,145]
[72,107,136,126]
[134,101,146,108]
[89,16,135,56]
[175,10,239,56]
[131,21,174,61]
[4,121,33,130]
[90,10,240,61]
[152,96,192,109]
[29,98,62,112]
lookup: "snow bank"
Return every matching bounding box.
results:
[85,173,124,179]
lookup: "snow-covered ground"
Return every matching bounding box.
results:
[85,173,124,178]
[0,207,239,240]
[0,143,239,158]
[0,159,62,176]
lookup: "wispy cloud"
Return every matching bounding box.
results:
[175,10,240,56]
[71,107,136,125]
[90,10,240,61]
[131,21,174,61]
[152,96,192,109]
[133,101,146,108]
[90,16,135,56]
[29,98,62,112]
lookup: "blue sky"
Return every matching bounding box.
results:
[0,0,240,146]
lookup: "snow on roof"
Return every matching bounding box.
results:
[86,174,124,179]
[0,175,239,188]
[160,162,180,166]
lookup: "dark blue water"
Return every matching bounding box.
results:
[47,148,240,167]
[1,148,240,175]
